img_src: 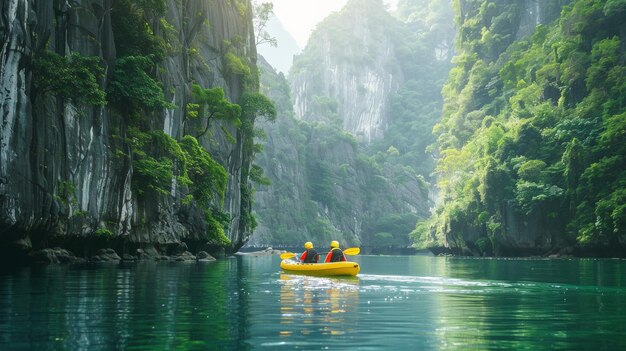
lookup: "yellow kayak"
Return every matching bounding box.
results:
[280,259,360,276]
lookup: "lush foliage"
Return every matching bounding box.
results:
[32,51,106,106]
[187,84,242,138]
[237,91,277,233]
[109,0,172,114]
[180,135,227,206]
[110,0,167,60]
[127,128,189,196]
[108,56,173,111]
[419,0,626,255]
[125,121,234,245]
[223,38,259,90]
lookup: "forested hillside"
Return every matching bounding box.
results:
[413,0,626,256]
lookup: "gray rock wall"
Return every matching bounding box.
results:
[290,0,402,143]
[0,0,257,257]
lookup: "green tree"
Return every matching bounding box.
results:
[253,2,278,47]
[517,160,547,182]
[187,84,241,138]
[240,92,277,122]
[32,51,106,106]
[108,56,173,112]
[180,135,227,206]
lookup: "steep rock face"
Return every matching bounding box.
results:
[1,0,124,250]
[157,0,258,249]
[290,0,403,142]
[251,0,454,250]
[251,58,430,249]
[0,0,257,258]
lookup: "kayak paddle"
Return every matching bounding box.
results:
[344,247,360,255]
[280,252,296,259]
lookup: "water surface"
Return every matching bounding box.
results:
[1,255,625,350]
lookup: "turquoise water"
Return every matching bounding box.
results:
[1,255,626,350]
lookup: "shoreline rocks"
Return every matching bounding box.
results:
[23,246,218,265]
[235,247,285,256]
[30,248,85,264]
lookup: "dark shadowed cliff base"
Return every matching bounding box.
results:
[431,243,626,259]
[0,229,223,267]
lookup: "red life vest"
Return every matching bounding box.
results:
[325,248,346,262]
[300,248,319,263]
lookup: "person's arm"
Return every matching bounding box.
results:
[300,251,307,261]
[324,252,332,263]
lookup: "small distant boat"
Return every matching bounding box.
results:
[280,259,360,276]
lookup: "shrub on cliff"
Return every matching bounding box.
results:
[32,51,106,106]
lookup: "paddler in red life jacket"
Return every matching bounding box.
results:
[324,240,347,262]
[300,241,319,263]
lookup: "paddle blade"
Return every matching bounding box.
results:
[344,247,360,255]
[280,252,296,260]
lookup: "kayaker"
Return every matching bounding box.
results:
[300,242,319,263]
[324,240,346,262]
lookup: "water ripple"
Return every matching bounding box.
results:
[358,273,626,295]
[2,256,626,350]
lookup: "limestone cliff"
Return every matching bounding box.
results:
[0,0,259,261]
[251,58,430,249]
[290,0,403,143]
[250,0,454,250]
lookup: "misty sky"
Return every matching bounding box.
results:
[270,0,399,48]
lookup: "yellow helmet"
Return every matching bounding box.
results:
[304,241,313,249]
[330,240,339,248]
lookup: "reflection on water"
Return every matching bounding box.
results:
[278,274,358,338]
[0,260,249,350]
[1,255,626,350]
